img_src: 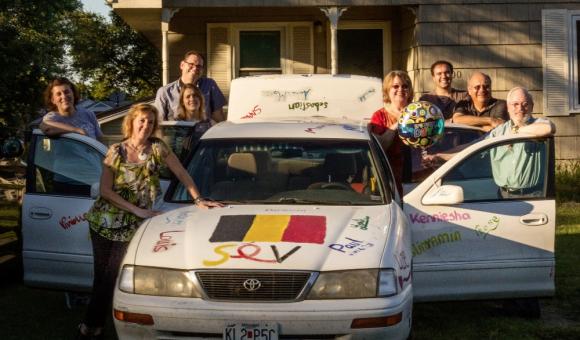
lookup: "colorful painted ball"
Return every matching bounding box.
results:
[397,101,444,149]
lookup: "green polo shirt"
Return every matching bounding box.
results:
[486,118,548,189]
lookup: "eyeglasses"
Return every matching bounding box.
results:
[183,61,204,69]
[508,101,530,108]
[392,84,409,90]
[471,84,491,91]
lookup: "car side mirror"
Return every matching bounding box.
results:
[0,137,24,158]
[422,185,464,205]
[90,182,100,199]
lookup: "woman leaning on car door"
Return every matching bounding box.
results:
[76,103,222,339]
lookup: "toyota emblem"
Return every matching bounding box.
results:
[243,278,262,292]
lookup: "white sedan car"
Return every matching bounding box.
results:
[21,75,555,340]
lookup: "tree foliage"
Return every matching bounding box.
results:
[66,10,160,101]
[0,0,80,138]
[0,1,160,138]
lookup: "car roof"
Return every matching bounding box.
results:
[200,118,485,141]
[201,119,371,141]
[444,122,486,133]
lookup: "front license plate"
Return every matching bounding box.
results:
[223,322,279,340]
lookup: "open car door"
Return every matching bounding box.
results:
[404,134,555,302]
[22,131,107,290]
[22,123,199,291]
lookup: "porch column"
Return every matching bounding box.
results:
[321,7,348,75]
[161,8,180,85]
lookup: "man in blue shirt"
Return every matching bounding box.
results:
[423,87,555,198]
[155,50,226,122]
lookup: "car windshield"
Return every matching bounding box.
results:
[410,127,485,183]
[171,139,388,205]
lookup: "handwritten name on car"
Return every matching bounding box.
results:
[329,237,374,256]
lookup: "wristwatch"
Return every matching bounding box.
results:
[193,196,204,204]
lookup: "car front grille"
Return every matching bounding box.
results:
[196,270,312,301]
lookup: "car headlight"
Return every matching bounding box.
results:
[307,269,397,299]
[118,265,202,298]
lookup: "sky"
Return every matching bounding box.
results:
[81,0,111,17]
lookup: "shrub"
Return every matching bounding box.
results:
[556,160,580,203]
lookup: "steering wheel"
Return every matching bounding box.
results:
[308,182,353,191]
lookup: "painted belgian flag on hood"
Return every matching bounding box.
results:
[209,215,326,244]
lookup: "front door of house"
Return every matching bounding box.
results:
[338,24,390,78]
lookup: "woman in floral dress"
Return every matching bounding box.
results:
[77,103,222,339]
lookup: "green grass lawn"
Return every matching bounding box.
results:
[0,204,578,339]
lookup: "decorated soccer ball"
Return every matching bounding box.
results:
[398,101,444,148]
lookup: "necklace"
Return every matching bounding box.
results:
[126,142,148,161]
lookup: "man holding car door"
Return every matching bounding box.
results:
[423,86,555,199]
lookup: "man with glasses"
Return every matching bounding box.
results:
[419,60,467,121]
[155,50,226,122]
[424,87,555,198]
[452,72,508,131]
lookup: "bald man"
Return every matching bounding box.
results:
[453,72,508,131]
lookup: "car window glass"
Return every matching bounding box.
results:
[158,123,208,179]
[409,128,484,183]
[370,135,396,202]
[32,136,103,197]
[441,139,548,201]
[171,139,388,205]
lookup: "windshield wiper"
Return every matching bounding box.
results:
[215,198,373,205]
[216,199,278,205]
[277,197,354,205]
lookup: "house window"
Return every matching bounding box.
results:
[239,31,282,76]
[207,22,312,96]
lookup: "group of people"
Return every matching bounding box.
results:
[369,60,555,199]
[40,51,225,340]
[39,55,555,339]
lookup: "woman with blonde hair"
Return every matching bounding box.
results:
[175,84,215,157]
[369,70,414,195]
[77,103,221,339]
[176,83,207,122]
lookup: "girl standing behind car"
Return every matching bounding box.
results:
[176,84,206,122]
[40,77,103,141]
[40,77,104,196]
[77,103,222,339]
[175,83,215,157]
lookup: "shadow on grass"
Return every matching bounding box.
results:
[0,265,117,340]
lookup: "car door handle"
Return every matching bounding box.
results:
[520,213,548,226]
[29,207,52,220]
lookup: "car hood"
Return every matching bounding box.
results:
[132,204,392,271]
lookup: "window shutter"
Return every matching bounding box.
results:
[207,25,232,97]
[290,24,314,74]
[542,10,570,116]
